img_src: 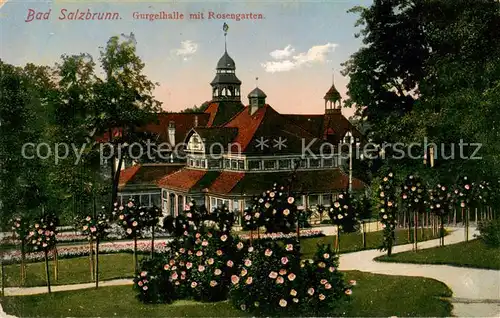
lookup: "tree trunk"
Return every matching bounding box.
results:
[20,240,26,286]
[151,225,155,258]
[465,208,469,242]
[420,213,424,239]
[95,237,99,288]
[440,217,445,246]
[44,250,51,293]
[111,153,124,209]
[362,221,366,249]
[134,235,138,274]
[1,256,4,296]
[89,239,94,280]
[249,229,253,246]
[453,208,457,226]
[53,246,58,281]
[414,211,418,251]
[475,207,478,224]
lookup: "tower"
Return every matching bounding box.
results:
[248,77,266,115]
[210,24,241,102]
[324,70,341,113]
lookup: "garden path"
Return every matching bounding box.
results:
[1,227,498,317]
[338,227,500,317]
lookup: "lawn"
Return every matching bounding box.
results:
[2,254,145,287]
[300,228,441,259]
[2,229,442,287]
[375,239,500,270]
[0,271,452,317]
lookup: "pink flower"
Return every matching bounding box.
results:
[186,262,192,269]
[279,269,287,275]
[285,244,293,251]
[195,233,201,238]
[244,259,252,267]
[220,234,228,242]
[142,286,148,291]
[140,271,147,277]
[216,249,223,256]
[325,283,332,290]
[269,271,278,279]
[287,197,294,204]
[196,250,203,257]
[240,268,248,276]
[231,275,240,285]
[307,288,315,295]
[319,294,326,301]
[323,253,330,259]
[198,265,205,272]
[227,260,234,267]
[345,289,352,295]
[202,240,209,246]
[245,277,253,285]
[283,209,290,216]
[320,279,327,285]
[290,289,297,296]
[248,246,254,252]
[184,204,191,211]
[191,282,197,288]
[318,262,326,268]
[281,257,288,265]
[127,201,134,208]
[171,272,178,280]
[163,264,170,270]
[349,280,357,286]
[138,281,143,286]
[279,299,287,307]
[288,273,296,281]
[265,249,273,257]
[210,280,218,287]
[293,298,299,303]
[214,269,222,276]
[329,266,335,272]
[237,242,244,250]
[207,258,214,265]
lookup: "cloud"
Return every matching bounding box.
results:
[174,40,198,61]
[269,45,295,60]
[262,43,338,73]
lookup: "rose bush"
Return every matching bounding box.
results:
[229,240,352,316]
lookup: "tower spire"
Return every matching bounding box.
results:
[255,77,259,88]
[223,22,229,52]
[332,67,335,85]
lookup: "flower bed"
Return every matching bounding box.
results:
[0,239,172,265]
[238,229,324,241]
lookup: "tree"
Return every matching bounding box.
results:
[429,184,452,246]
[400,174,427,251]
[181,102,209,113]
[376,170,398,256]
[92,33,162,208]
[328,191,359,252]
[343,0,500,180]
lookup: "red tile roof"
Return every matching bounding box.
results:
[145,112,209,145]
[118,164,184,190]
[118,165,141,188]
[156,168,207,192]
[207,171,246,194]
[224,105,268,152]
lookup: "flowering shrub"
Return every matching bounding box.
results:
[453,176,474,209]
[10,216,30,241]
[229,240,352,316]
[250,183,298,234]
[429,184,452,220]
[133,256,175,304]
[376,170,398,256]
[26,218,57,253]
[297,209,313,228]
[238,229,324,241]
[401,174,427,213]
[241,207,263,232]
[209,204,236,233]
[76,211,109,241]
[328,191,359,233]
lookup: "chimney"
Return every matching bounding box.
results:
[194,115,198,127]
[168,121,175,146]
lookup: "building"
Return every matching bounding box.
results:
[153,46,365,216]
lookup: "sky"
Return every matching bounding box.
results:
[0,0,372,117]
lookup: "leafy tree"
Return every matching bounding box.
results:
[92,33,162,208]
[375,170,398,256]
[400,174,427,251]
[429,184,452,246]
[328,191,359,252]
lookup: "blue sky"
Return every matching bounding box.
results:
[1,0,372,116]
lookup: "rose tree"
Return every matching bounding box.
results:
[10,215,30,286]
[328,191,359,252]
[116,199,147,273]
[400,174,427,251]
[429,184,451,246]
[26,218,57,293]
[377,170,398,256]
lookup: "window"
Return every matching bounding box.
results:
[238,160,245,170]
[322,158,334,167]
[309,159,321,168]
[140,194,150,206]
[308,195,319,206]
[208,159,221,169]
[231,160,238,170]
[248,160,261,170]
[224,159,231,169]
[264,160,276,170]
[151,194,161,207]
[299,159,307,168]
[232,199,239,212]
[189,159,194,166]
[279,159,291,170]
[195,159,200,167]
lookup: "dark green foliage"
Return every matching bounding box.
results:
[477,219,500,248]
[328,191,359,233]
[133,256,175,304]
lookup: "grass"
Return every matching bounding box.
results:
[300,228,442,259]
[2,254,145,287]
[2,229,442,287]
[375,239,500,270]
[0,271,452,317]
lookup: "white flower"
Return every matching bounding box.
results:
[279,299,287,307]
